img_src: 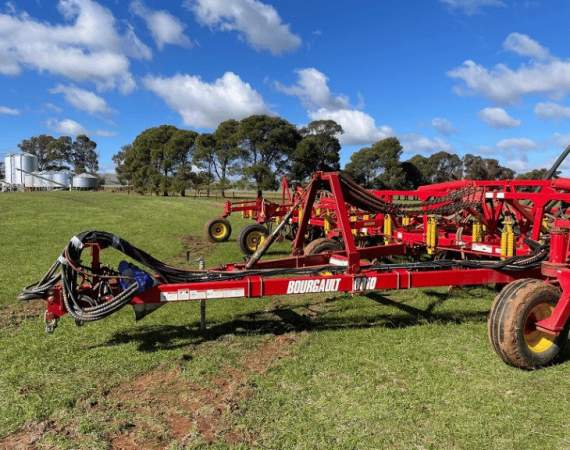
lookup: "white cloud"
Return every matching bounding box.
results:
[47,118,88,136]
[275,68,348,110]
[440,0,505,15]
[534,102,570,120]
[497,137,537,151]
[0,0,151,93]
[277,68,392,145]
[187,0,301,55]
[449,33,570,103]
[431,117,456,135]
[143,72,270,128]
[401,134,453,154]
[503,32,550,60]
[50,84,111,115]
[0,105,19,115]
[478,107,521,128]
[309,108,393,146]
[130,1,192,49]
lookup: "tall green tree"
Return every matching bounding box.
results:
[463,154,514,180]
[290,120,342,182]
[115,125,197,195]
[345,137,407,189]
[193,120,242,196]
[72,135,99,174]
[238,115,301,190]
[408,152,463,184]
[193,133,216,195]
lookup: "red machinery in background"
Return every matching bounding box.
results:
[21,147,570,369]
[204,177,304,254]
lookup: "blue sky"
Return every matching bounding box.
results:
[1,0,570,174]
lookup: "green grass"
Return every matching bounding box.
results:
[1,192,570,449]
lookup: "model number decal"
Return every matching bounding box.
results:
[286,278,341,294]
[352,277,377,291]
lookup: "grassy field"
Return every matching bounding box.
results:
[1,192,570,449]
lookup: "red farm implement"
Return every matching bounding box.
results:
[205,177,304,254]
[20,147,570,369]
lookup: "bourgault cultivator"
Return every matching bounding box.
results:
[20,151,570,369]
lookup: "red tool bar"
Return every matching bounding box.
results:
[134,267,536,304]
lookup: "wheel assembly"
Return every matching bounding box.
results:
[205,218,232,243]
[488,279,568,369]
[304,238,343,255]
[238,224,269,255]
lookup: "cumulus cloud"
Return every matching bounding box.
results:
[275,68,349,110]
[503,32,550,60]
[496,137,537,151]
[50,84,112,115]
[478,107,521,128]
[0,105,19,115]
[0,0,151,93]
[143,72,270,128]
[47,118,88,136]
[449,33,570,103]
[309,108,393,146]
[186,0,301,55]
[130,1,192,49]
[440,0,505,15]
[401,134,454,154]
[277,68,392,145]
[534,102,570,120]
[431,117,456,135]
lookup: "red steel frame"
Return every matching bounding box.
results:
[43,172,570,340]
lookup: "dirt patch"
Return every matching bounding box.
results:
[0,301,44,328]
[105,332,301,449]
[0,420,50,450]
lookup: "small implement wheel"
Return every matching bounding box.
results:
[304,238,342,255]
[488,279,568,369]
[238,224,268,255]
[205,218,232,243]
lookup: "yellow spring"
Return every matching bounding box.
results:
[383,214,392,244]
[323,214,331,234]
[472,220,482,243]
[427,216,437,255]
[402,216,410,226]
[500,218,515,259]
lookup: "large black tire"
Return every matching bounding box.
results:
[205,218,232,243]
[238,224,269,255]
[304,238,343,255]
[488,279,568,369]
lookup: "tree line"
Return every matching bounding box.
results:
[114,114,545,196]
[15,134,99,174]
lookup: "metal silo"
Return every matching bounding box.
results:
[53,171,71,188]
[72,173,98,189]
[4,153,38,185]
